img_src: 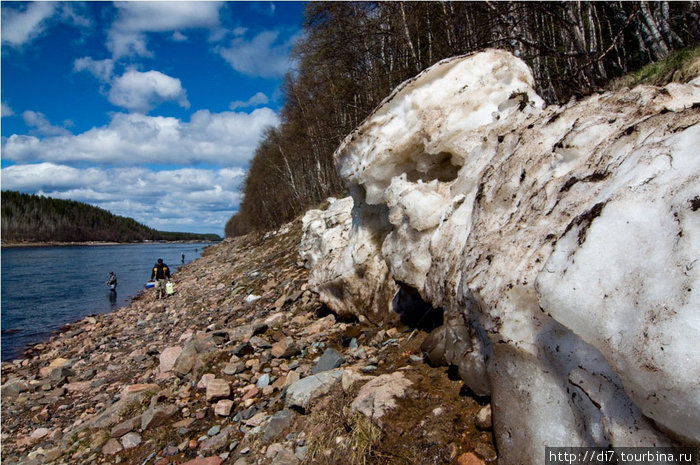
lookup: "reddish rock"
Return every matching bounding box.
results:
[122,383,160,396]
[242,386,259,401]
[110,417,136,438]
[102,438,123,455]
[457,452,486,465]
[159,346,182,373]
[181,457,223,465]
[214,399,234,416]
[64,381,91,393]
[197,373,216,389]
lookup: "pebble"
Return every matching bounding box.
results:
[120,432,142,449]
[458,452,486,465]
[207,425,221,436]
[256,373,270,388]
[475,404,492,430]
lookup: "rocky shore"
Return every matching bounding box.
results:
[1,219,496,465]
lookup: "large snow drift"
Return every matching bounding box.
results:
[300,49,700,463]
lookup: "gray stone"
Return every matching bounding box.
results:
[199,425,235,454]
[249,336,271,349]
[120,432,142,449]
[262,409,296,443]
[234,406,258,422]
[223,362,245,375]
[285,369,345,411]
[311,348,345,375]
[2,379,29,397]
[49,367,75,386]
[231,342,254,356]
[208,425,221,436]
[172,342,199,377]
[351,371,413,420]
[295,445,308,461]
[256,374,270,388]
[266,443,299,465]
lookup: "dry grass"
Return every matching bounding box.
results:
[303,407,384,465]
[607,45,700,90]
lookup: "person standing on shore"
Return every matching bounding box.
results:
[150,259,171,299]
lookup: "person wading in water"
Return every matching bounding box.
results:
[150,259,171,300]
[106,271,117,293]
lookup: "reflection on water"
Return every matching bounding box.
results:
[109,289,118,308]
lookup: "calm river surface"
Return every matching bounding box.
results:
[1,242,216,361]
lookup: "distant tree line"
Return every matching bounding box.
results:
[226,1,699,236]
[1,191,221,243]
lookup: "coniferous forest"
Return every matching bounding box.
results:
[1,191,221,244]
[225,1,699,237]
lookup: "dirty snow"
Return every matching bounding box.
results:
[302,49,700,462]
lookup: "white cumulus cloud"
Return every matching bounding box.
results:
[22,110,72,137]
[108,69,190,113]
[2,108,279,167]
[74,57,115,83]
[1,3,91,48]
[1,2,57,47]
[2,102,15,117]
[229,92,269,110]
[171,31,188,42]
[107,1,224,59]
[217,29,300,78]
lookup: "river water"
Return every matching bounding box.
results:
[1,242,216,361]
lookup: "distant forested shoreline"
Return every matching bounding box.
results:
[1,191,221,244]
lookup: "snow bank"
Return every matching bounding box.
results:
[301,50,700,462]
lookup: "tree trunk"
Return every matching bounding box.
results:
[399,2,421,72]
[639,1,671,59]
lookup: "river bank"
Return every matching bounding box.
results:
[1,218,496,465]
[1,240,220,248]
[1,242,217,362]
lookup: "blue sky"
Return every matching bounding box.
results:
[1,1,306,236]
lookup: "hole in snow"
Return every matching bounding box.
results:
[405,151,461,183]
[392,282,444,331]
